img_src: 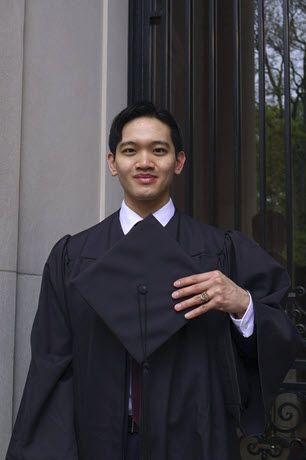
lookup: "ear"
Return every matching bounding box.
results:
[174,151,186,175]
[107,152,118,176]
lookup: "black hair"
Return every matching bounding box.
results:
[108,101,184,156]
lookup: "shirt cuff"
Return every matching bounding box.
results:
[230,291,254,338]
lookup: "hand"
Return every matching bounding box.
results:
[172,270,249,320]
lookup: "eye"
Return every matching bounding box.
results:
[122,148,136,155]
[153,147,168,155]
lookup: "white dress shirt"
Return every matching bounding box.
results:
[119,198,254,337]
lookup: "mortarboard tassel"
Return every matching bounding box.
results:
[137,283,151,460]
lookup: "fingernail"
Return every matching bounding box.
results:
[185,312,191,319]
[172,291,178,298]
[174,304,181,310]
[174,280,180,287]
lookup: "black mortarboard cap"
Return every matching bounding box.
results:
[72,214,201,364]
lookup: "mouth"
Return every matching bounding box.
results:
[133,174,157,184]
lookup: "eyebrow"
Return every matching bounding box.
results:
[119,140,171,148]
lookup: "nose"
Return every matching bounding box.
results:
[136,151,154,169]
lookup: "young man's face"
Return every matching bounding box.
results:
[107,116,185,215]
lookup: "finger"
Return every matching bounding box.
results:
[173,271,221,288]
[184,301,215,319]
[172,278,215,300]
[174,289,212,311]
[172,282,209,300]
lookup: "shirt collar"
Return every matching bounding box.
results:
[119,198,175,235]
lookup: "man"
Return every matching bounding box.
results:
[6,101,300,460]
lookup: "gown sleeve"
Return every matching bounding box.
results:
[224,230,302,435]
[6,235,78,460]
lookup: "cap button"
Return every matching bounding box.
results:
[137,284,148,295]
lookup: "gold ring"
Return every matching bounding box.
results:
[199,291,209,303]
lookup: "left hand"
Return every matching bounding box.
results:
[172,270,249,320]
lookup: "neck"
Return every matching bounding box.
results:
[124,196,170,218]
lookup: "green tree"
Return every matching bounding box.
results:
[254,0,306,271]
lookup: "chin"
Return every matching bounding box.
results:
[134,195,158,202]
[129,191,166,203]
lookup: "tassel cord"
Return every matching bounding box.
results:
[137,287,151,460]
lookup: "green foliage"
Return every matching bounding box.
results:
[294,229,306,266]
[254,0,306,274]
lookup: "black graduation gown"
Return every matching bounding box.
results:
[6,210,301,460]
